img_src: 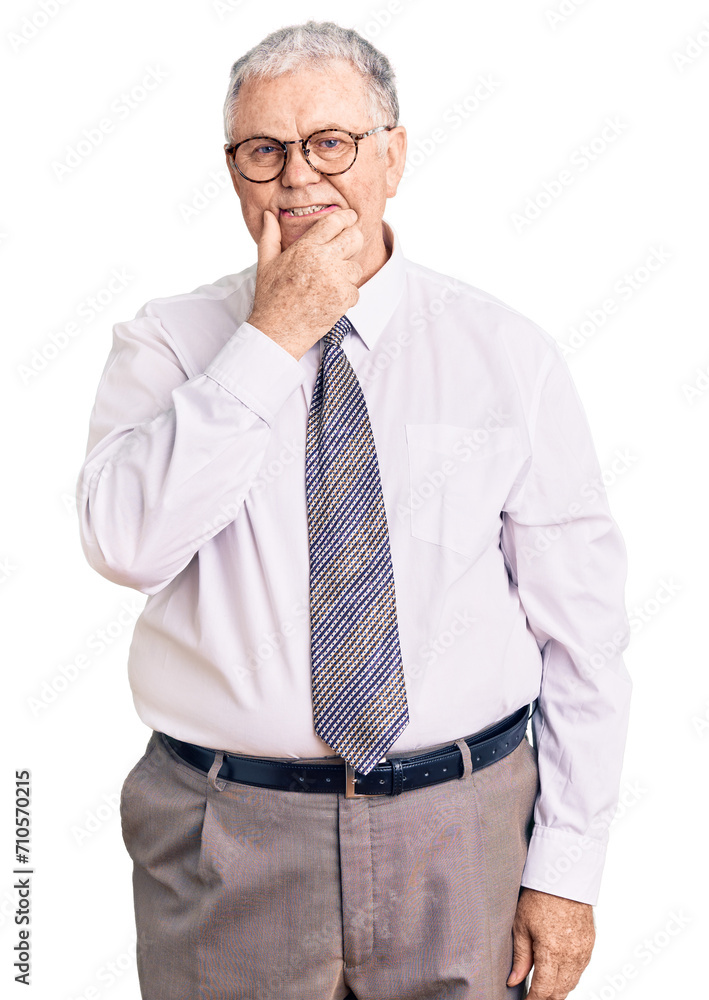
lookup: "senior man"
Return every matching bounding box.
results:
[77,20,632,1000]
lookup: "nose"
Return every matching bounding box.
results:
[281,142,320,187]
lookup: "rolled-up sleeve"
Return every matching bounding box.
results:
[500,345,632,905]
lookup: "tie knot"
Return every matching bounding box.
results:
[323,316,353,351]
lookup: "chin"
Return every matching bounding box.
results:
[281,223,316,247]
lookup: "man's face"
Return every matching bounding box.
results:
[225,59,406,279]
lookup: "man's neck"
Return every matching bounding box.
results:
[356,222,393,287]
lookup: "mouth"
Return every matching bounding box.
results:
[279,204,340,219]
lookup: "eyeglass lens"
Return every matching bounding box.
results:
[235,130,357,180]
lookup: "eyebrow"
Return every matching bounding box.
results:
[242,121,355,139]
[311,121,349,131]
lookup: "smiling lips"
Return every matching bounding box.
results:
[279,204,339,218]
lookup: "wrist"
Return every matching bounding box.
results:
[246,311,302,361]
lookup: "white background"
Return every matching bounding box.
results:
[2,0,708,997]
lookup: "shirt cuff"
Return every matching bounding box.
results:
[520,825,607,905]
[204,321,306,426]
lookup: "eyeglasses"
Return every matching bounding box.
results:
[224,125,394,183]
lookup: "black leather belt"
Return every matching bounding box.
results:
[161,703,533,798]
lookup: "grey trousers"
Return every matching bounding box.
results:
[120,727,539,999]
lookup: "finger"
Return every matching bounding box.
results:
[507,924,534,987]
[328,222,365,260]
[342,259,363,286]
[298,207,358,246]
[545,952,588,1000]
[342,284,360,311]
[547,966,577,1000]
[524,951,559,1000]
[257,209,283,267]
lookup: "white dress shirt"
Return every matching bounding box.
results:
[77,222,632,905]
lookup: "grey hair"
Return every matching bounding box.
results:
[222,20,399,154]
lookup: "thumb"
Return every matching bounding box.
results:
[257,209,282,266]
[507,925,534,987]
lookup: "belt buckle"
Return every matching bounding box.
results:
[345,760,366,798]
[345,757,388,798]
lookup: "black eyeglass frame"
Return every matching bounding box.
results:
[224,125,395,183]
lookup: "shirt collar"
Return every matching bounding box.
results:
[344,220,405,352]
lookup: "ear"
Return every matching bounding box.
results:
[385,126,407,198]
[224,146,242,197]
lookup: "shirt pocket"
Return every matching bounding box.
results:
[404,423,521,558]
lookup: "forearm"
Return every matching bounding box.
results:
[77,377,271,593]
[521,630,632,904]
[77,317,306,594]
[500,347,633,904]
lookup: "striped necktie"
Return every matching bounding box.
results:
[305,315,409,776]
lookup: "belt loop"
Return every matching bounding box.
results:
[208,751,226,792]
[391,757,404,795]
[454,737,473,779]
